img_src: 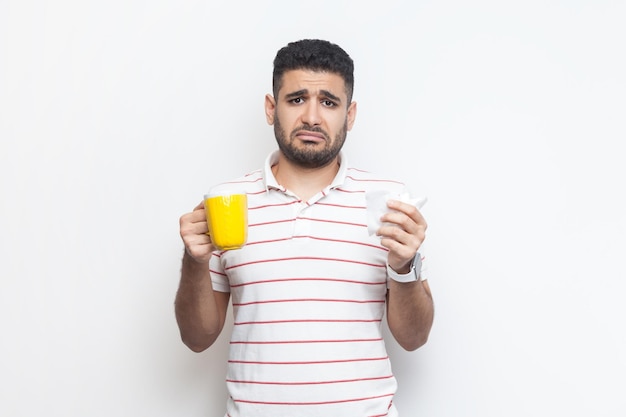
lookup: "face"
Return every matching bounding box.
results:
[265,69,357,169]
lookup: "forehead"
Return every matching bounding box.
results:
[278,69,347,99]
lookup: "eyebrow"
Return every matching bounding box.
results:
[284,89,342,104]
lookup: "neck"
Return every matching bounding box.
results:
[272,154,340,201]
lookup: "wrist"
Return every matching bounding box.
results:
[183,247,210,265]
[387,253,422,283]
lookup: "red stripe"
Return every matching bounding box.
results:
[347,167,370,173]
[232,298,385,307]
[243,170,262,177]
[230,338,383,345]
[316,201,366,209]
[230,277,386,288]
[220,177,264,186]
[345,175,404,185]
[232,392,394,406]
[234,318,382,325]
[249,200,301,210]
[225,256,385,271]
[227,374,394,386]
[244,235,387,251]
[241,236,292,246]
[249,217,366,228]
[293,235,383,249]
[249,218,295,227]
[228,356,389,365]
[334,188,365,193]
[209,268,227,277]
[295,216,365,227]
[248,188,267,195]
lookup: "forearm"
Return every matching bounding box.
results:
[386,279,434,351]
[175,250,227,352]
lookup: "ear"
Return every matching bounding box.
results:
[346,101,357,131]
[265,94,276,125]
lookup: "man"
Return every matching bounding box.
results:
[176,39,434,417]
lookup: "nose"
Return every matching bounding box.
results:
[301,101,322,126]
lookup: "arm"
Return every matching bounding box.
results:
[378,199,434,351]
[175,202,230,352]
[386,275,434,351]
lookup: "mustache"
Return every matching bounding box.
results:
[291,125,330,138]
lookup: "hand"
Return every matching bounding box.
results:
[377,199,427,273]
[179,201,215,263]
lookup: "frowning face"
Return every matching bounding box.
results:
[265,69,357,169]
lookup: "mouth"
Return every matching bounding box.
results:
[294,130,326,144]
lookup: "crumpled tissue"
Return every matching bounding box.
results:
[365,191,427,236]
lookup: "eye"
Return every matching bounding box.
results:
[290,97,304,104]
[322,99,336,107]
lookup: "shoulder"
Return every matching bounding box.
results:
[209,169,265,195]
[342,166,407,194]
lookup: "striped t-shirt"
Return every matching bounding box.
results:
[209,151,427,417]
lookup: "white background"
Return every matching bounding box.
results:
[1,1,625,416]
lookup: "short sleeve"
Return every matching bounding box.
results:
[209,251,231,293]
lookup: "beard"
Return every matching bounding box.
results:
[273,114,347,169]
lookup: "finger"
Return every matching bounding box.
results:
[380,236,417,260]
[180,209,209,236]
[387,199,426,226]
[187,233,212,247]
[181,226,214,253]
[380,212,419,237]
[182,202,209,223]
[378,224,417,250]
[185,239,215,262]
[182,218,209,236]
[378,215,425,251]
[385,202,427,236]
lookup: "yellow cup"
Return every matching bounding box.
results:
[204,190,248,250]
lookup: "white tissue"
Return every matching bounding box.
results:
[365,191,427,236]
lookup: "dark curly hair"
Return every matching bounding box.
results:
[272,39,354,105]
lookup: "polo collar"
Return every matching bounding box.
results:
[263,150,349,193]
